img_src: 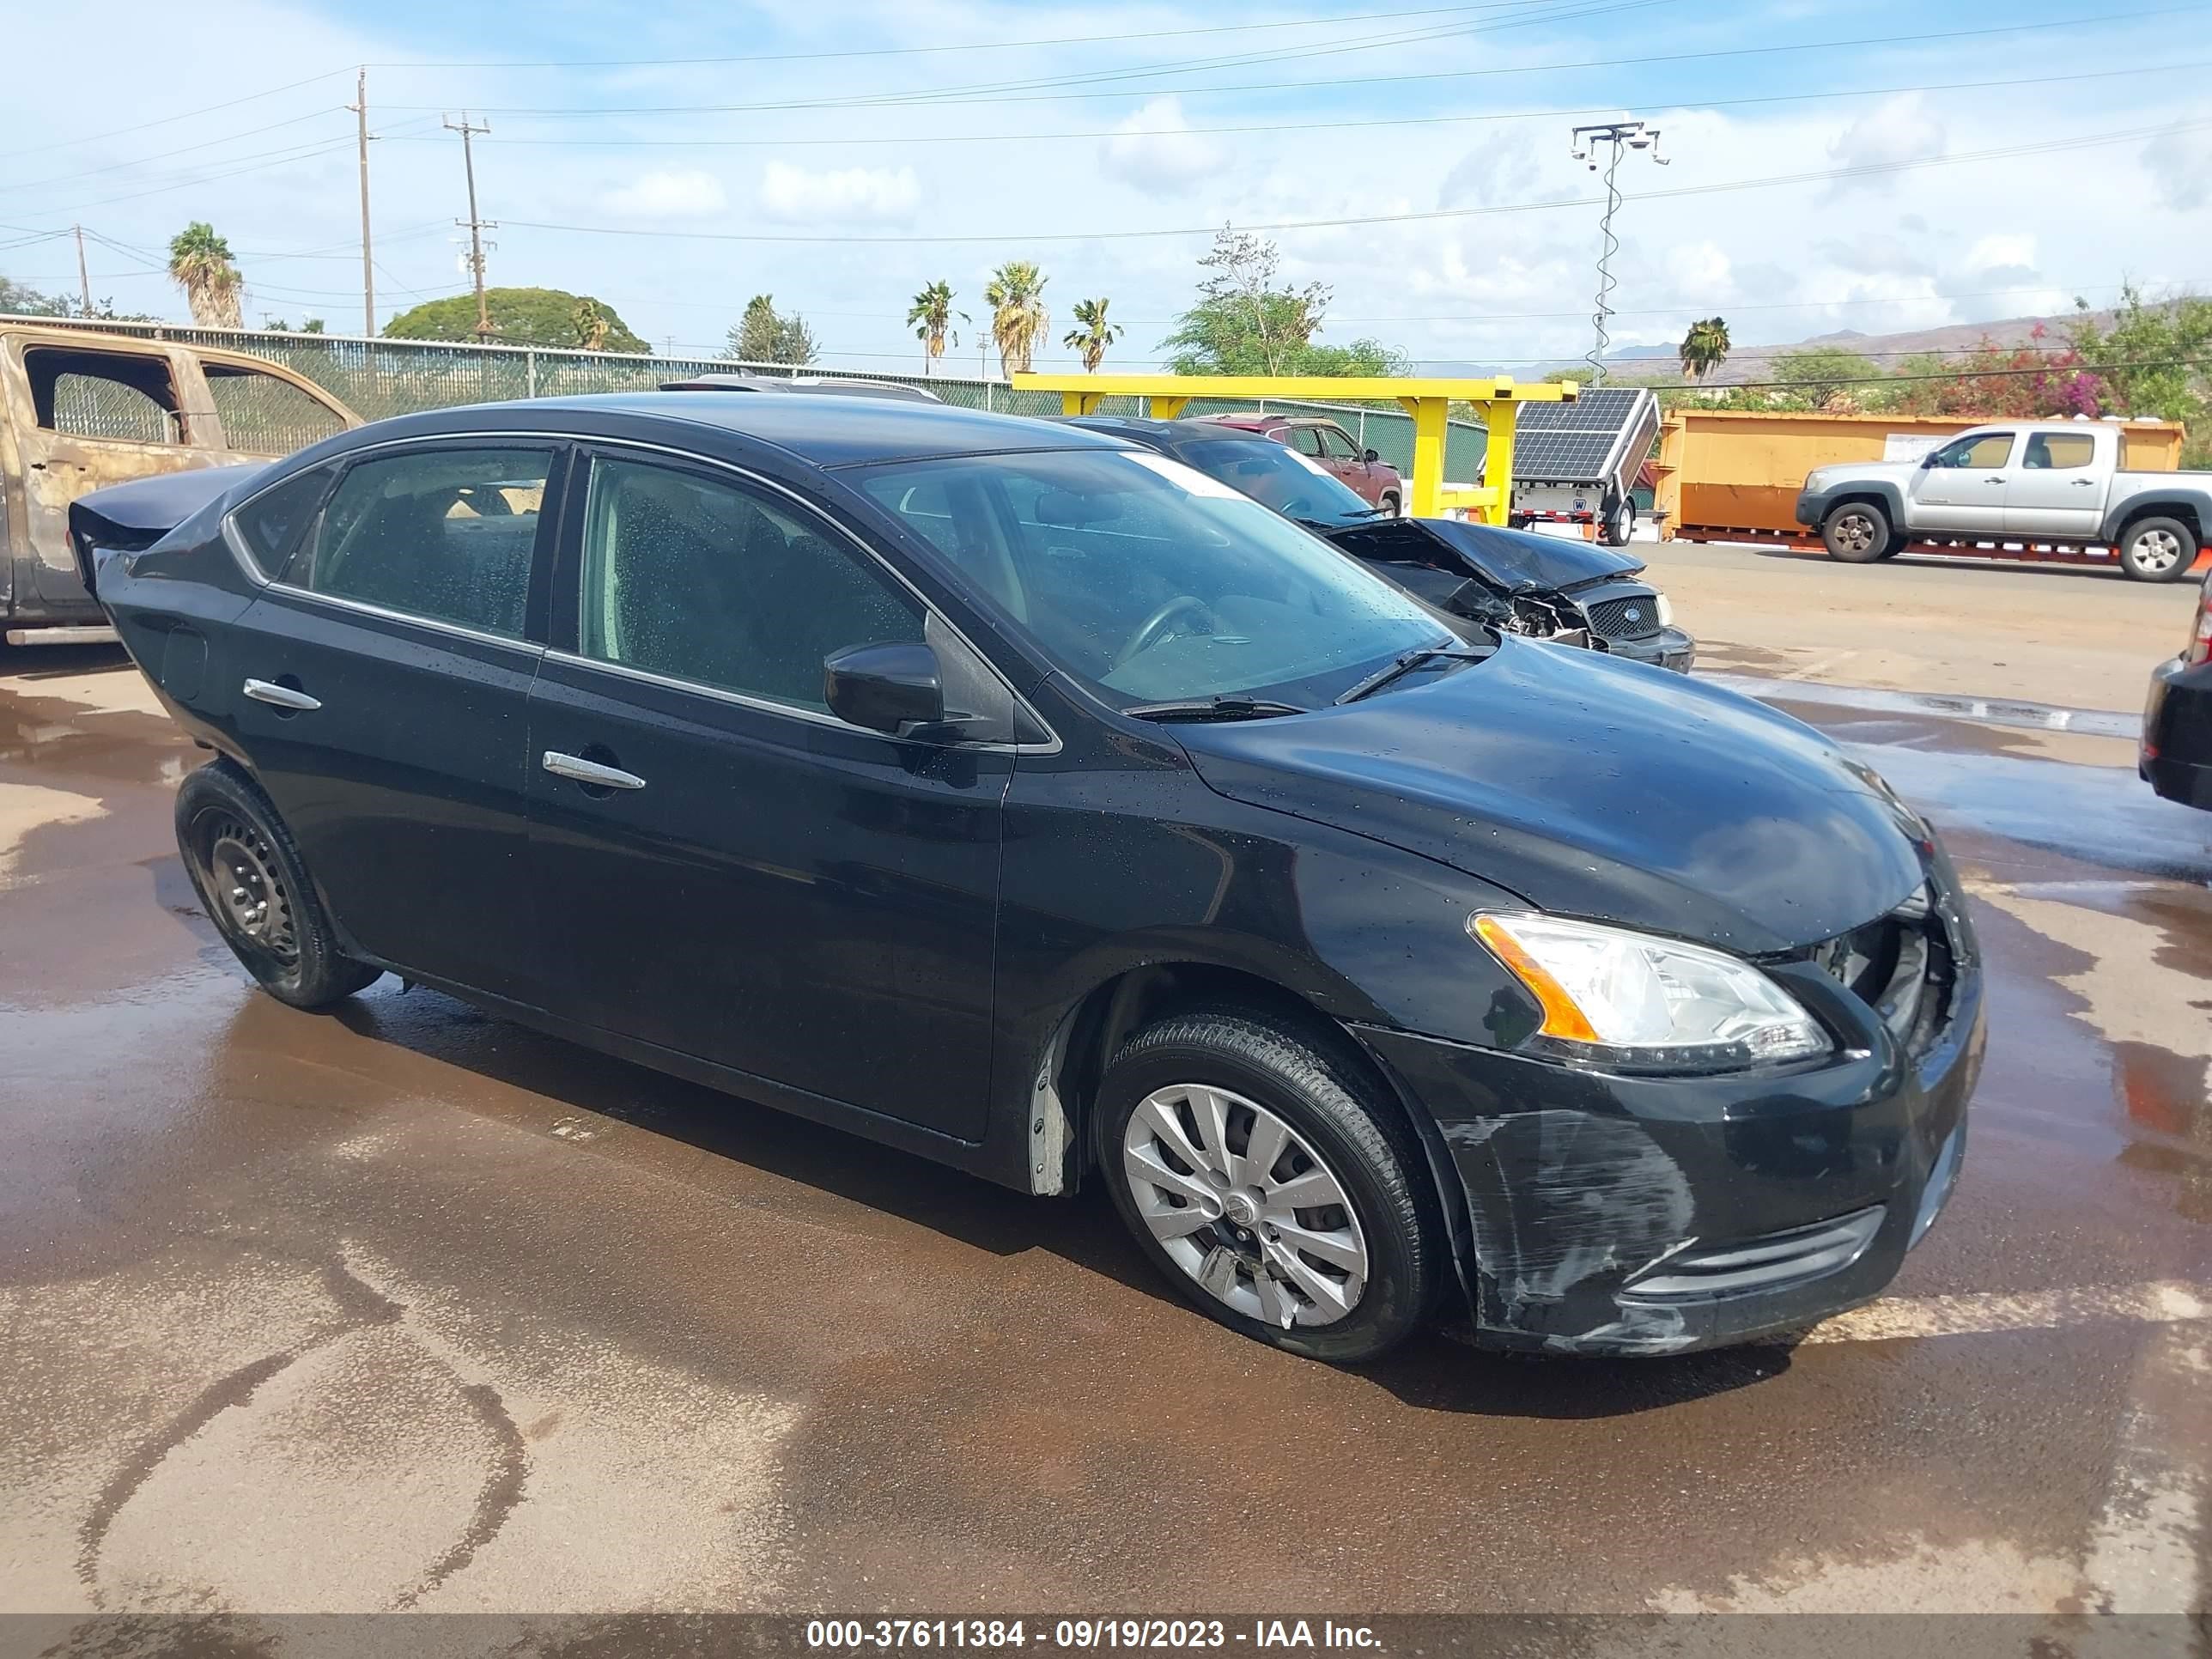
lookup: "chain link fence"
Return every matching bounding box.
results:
[5,315,1492,480]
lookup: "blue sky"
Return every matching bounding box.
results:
[2,0,2207,371]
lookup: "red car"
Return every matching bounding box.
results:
[1197,412,1404,515]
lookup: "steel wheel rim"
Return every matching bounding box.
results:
[1121,1083,1369,1329]
[1838,512,1875,552]
[195,811,299,963]
[2133,529,2182,573]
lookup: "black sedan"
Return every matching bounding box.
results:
[1064,414,1694,672]
[74,393,1977,1361]
[2142,567,2212,810]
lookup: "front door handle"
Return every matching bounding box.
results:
[242,678,321,711]
[1983,474,2008,483]
[2072,477,2096,486]
[542,750,647,791]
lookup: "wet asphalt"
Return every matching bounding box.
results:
[2,617,2209,1625]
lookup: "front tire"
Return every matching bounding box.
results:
[1821,500,1890,562]
[1379,491,1401,518]
[2118,516,2199,583]
[1097,1008,1441,1364]
[175,761,381,1010]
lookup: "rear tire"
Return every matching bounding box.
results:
[175,761,381,1010]
[1600,495,1635,547]
[1821,500,1891,563]
[2118,516,2199,583]
[1096,1007,1441,1364]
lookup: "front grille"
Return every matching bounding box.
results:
[1811,884,1954,1057]
[1581,592,1662,641]
[1625,1206,1886,1300]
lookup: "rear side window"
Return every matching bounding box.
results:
[204,364,349,455]
[232,466,334,576]
[2022,433,2095,470]
[293,447,550,638]
[579,456,923,712]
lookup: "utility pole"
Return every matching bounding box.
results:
[1569,120,1668,385]
[444,112,495,341]
[347,69,374,337]
[73,225,91,313]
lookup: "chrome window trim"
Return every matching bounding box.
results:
[264,578,544,653]
[221,459,339,586]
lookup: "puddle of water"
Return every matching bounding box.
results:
[1699,672,2142,741]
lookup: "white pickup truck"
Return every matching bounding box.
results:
[1795,421,2212,582]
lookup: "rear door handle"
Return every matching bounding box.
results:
[2071,477,2096,486]
[242,678,321,711]
[1984,475,2008,483]
[542,750,647,790]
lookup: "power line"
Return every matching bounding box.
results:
[0,110,343,196]
[374,5,2203,117]
[0,69,350,167]
[380,60,2200,151]
[362,0,1573,69]
[492,118,2212,246]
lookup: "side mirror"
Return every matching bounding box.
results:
[823,641,944,736]
[1364,447,1381,464]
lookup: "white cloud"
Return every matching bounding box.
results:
[2142,124,2212,211]
[603,169,728,220]
[1827,94,1947,194]
[1438,133,1545,210]
[1100,98,1229,193]
[757,161,921,225]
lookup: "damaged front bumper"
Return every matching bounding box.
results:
[1354,906,1985,1357]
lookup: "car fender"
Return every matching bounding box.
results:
[2101,488,2212,547]
[1800,477,1906,532]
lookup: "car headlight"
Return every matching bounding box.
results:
[1653,592,1674,628]
[1471,912,1831,1072]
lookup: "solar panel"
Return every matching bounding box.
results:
[1510,387,1658,487]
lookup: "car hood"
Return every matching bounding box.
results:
[1804,460,1920,493]
[1317,517,1644,594]
[1171,637,1927,955]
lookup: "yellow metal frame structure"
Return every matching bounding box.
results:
[1012,374,1577,521]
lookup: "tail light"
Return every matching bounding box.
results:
[2190,580,2212,668]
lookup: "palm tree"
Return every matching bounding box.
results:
[906,281,967,377]
[167,222,243,328]
[1062,297,1122,374]
[1678,316,1731,382]
[984,260,1048,379]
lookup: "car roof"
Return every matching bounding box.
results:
[441,391,1135,468]
[1063,415,1285,449]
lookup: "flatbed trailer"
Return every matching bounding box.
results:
[1664,520,2212,574]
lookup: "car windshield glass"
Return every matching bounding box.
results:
[1173,438,1378,528]
[853,448,1449,707]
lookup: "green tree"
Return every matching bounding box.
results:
[1677,316,1730,381]
[1062,297,1122,373]
[1162,226,1402,376]
[0,274,149,320]
[386,288,646,350]
[906,281,966,376]
[985,260,1048,378]
[1770,344,1887,410]
[2067,284,2212,436]
[167,222,242,329]
[726,294,817,365]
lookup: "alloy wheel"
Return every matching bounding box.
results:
[196,811,299,963]
[2131,527,2184,575]
[1835,511,1877,554]
[1120,1083,1369,1329]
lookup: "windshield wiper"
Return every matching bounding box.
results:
[1121,696,1310,722]
[1334,645,1486,705]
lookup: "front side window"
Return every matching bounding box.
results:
[293,447,550,638]
[1929,432,2015,470]
[1316,426,1364,460]
[24,346,185,445]
[1283,425,1326,458]
[856,448,1445,707]
[580,457,924,712]
[2022,432,2095,470]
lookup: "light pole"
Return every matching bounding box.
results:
[1570,121,1668,385]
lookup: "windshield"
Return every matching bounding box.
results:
[1172,437,1377,528]
[853,448,1449,707]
